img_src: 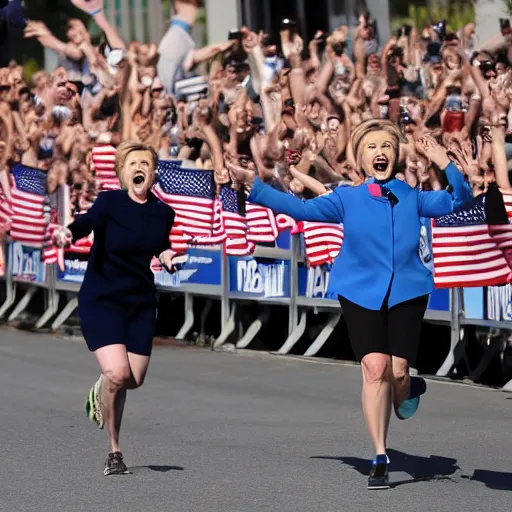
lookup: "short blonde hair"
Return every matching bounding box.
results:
[348,119,405,172]
[115,141,158,187]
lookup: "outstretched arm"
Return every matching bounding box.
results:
[72,0,126,50]
[248,177,344,223]
[67,191,109,241]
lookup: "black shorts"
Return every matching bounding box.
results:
[338,294,429,363]
[79,298,157,357]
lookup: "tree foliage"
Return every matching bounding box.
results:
[391,0,475,32]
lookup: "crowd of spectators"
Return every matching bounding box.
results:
[1,0,512,237]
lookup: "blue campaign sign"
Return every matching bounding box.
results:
[298,265,333,299]
[428,288,450,312]
[229,256,290,298]
[276,230,291,250]
[154,248,222,288]
[58,255,88,283]
[9,242,46,283]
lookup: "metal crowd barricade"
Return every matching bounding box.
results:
[0,239,58,329]
[0,201,510,388]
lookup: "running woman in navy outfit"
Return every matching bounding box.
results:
[54,141,176,475]
[231,120,473,490]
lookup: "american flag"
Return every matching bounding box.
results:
[503,193,512,220]
[432,197,512,288]
[10,164,49,248]
[153,162,217,253]
[91,145,120,191]
[220,186,253,256]
[246,203,279,243]
[277,213,346,267]
[0,178,12,232]
[299,221,344,267]
[42,221,65,269]
[66,233,94,255]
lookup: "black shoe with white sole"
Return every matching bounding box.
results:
[368,454,390,490]
[104,452,130,476]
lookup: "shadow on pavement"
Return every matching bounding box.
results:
[130,465,185,473]
[312,448,460,487]
[462,470,512,491]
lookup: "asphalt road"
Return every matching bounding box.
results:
[0,328,510,512]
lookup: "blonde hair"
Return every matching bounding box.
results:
[348,119,405,172]
[115,141,158,188]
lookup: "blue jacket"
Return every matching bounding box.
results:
[248,162,473,310]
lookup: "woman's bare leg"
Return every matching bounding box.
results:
[360,353,393,456]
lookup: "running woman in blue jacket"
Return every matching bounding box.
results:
[232,119,473,490]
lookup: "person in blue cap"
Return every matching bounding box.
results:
[231,119,473,490]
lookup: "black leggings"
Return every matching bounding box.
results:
[338,295,429,364]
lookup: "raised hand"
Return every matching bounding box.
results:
[24,21,51,39]
[158,249,178,274]
[241,28,259,54]
[52,227,72,249]
[482,93,508,128]
[415,134,451,170]
[225,153,256,191]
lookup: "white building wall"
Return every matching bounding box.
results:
[205,0,241,44]
[475,0,508,45]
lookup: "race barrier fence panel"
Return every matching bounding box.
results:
[1,168,511,383]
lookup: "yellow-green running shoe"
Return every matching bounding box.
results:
[84,376,104,429]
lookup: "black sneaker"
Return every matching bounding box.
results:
[368,454,390,490]
[104,452,130,476]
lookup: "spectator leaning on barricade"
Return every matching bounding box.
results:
[0,0,512,480]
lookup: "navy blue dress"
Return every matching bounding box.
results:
[68,190,175,356]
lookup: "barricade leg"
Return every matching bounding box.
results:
[0,280,16,319]
[51,297,78,331]
[236,307,271,349]
[213,303,236,349]
[196,299,213,346]
[35,283,59,329]
[8,286,36,322]
[277,310,307,355]
[175,293,194,340]
[502,379,512,392]
[436,288,462,377]
[304,312,341,357]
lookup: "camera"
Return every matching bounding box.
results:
[395,24,412,38]
[228,29,242,41]
[281,18,297,36]
[479,60,496,74]
[390,46,404,60]
[331,41,346,57]
[432,20,446,41]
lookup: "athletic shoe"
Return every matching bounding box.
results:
[395,376,427,420]
[84,376,104,429]
[93,376,104,429]
[368,454,390,490]
[104,452,130,476]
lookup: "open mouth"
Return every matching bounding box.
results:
[133,172,146,185]
[373,156,389,172]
